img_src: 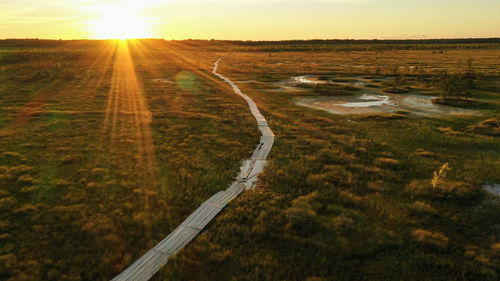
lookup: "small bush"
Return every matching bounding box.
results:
[416,148,435,158]
[431,97,485,108]
[470,116,500,136]
[491,243,500,255]
[313,84,358,96]
[407,179,480,200]
[17,174,37,185]
[61,155,80,164]
[330,214,355,232]
[412,229,449,249]
[366,180,390,192]
[91,168,108,177]
[14,203,37,214]
[383,87,409,93]
[409,201,438,216]
[374,157,399,168]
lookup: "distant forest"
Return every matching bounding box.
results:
[1,38,500,52]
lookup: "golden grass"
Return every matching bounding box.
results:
[1,40,499,280]
[409,201,438,215]
[471,116,500,136]
[412,229,449,248]
[374,157,400,168]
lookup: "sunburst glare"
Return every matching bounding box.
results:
[89,1,152,39]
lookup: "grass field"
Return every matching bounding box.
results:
[1,39,499,281]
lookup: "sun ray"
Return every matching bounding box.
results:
[101,40,157,238]
[0,41,117,137]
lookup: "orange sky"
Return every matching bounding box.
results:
[1,0,499,40]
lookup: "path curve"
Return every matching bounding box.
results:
[111,57,274,281]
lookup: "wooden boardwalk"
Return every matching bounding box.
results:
[111,57,274,281]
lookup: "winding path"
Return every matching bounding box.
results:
[111,57,274,281]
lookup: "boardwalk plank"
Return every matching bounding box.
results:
[113,249,164,281]
[129,251,169,281]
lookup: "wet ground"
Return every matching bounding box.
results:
[484,183,500,196]
[283,75,478,117]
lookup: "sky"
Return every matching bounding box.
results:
[0,0,499,40]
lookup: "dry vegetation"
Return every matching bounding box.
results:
[1,39,499,281]
[0,40,257,280]
[158,42,500,281]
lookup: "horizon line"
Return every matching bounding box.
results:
[1,37,500,42]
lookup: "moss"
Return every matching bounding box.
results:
[431,97,487,108]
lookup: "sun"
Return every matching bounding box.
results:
[90,2,151,39]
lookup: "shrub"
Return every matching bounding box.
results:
[366,180,390,192]
[409,201,437,216]
[437,61,476,100]
[416,148,435,158]
[412,229,449,249]
[17,175,36,185]
[491,243,500,255]
[61,155,80,164]
[382,87,409,94]
[470,116,500,137]
[285,194,318,235]
[374,157,400,168]
[14,203,37,214]
[1,152,26,164]
[313,84,358,96]
[339,190,363,206]
[407,178,479,200]
[330,214,355,232]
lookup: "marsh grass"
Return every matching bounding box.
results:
[1,40,499,281]
[0,40,256,280]
[159,45,500,281]
[432,162,450,189]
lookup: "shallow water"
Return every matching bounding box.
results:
[288,75,479,117]
[292,75,326,85]
[341,94,393,108]
[484,184,500,196]
[295,93,478,117]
